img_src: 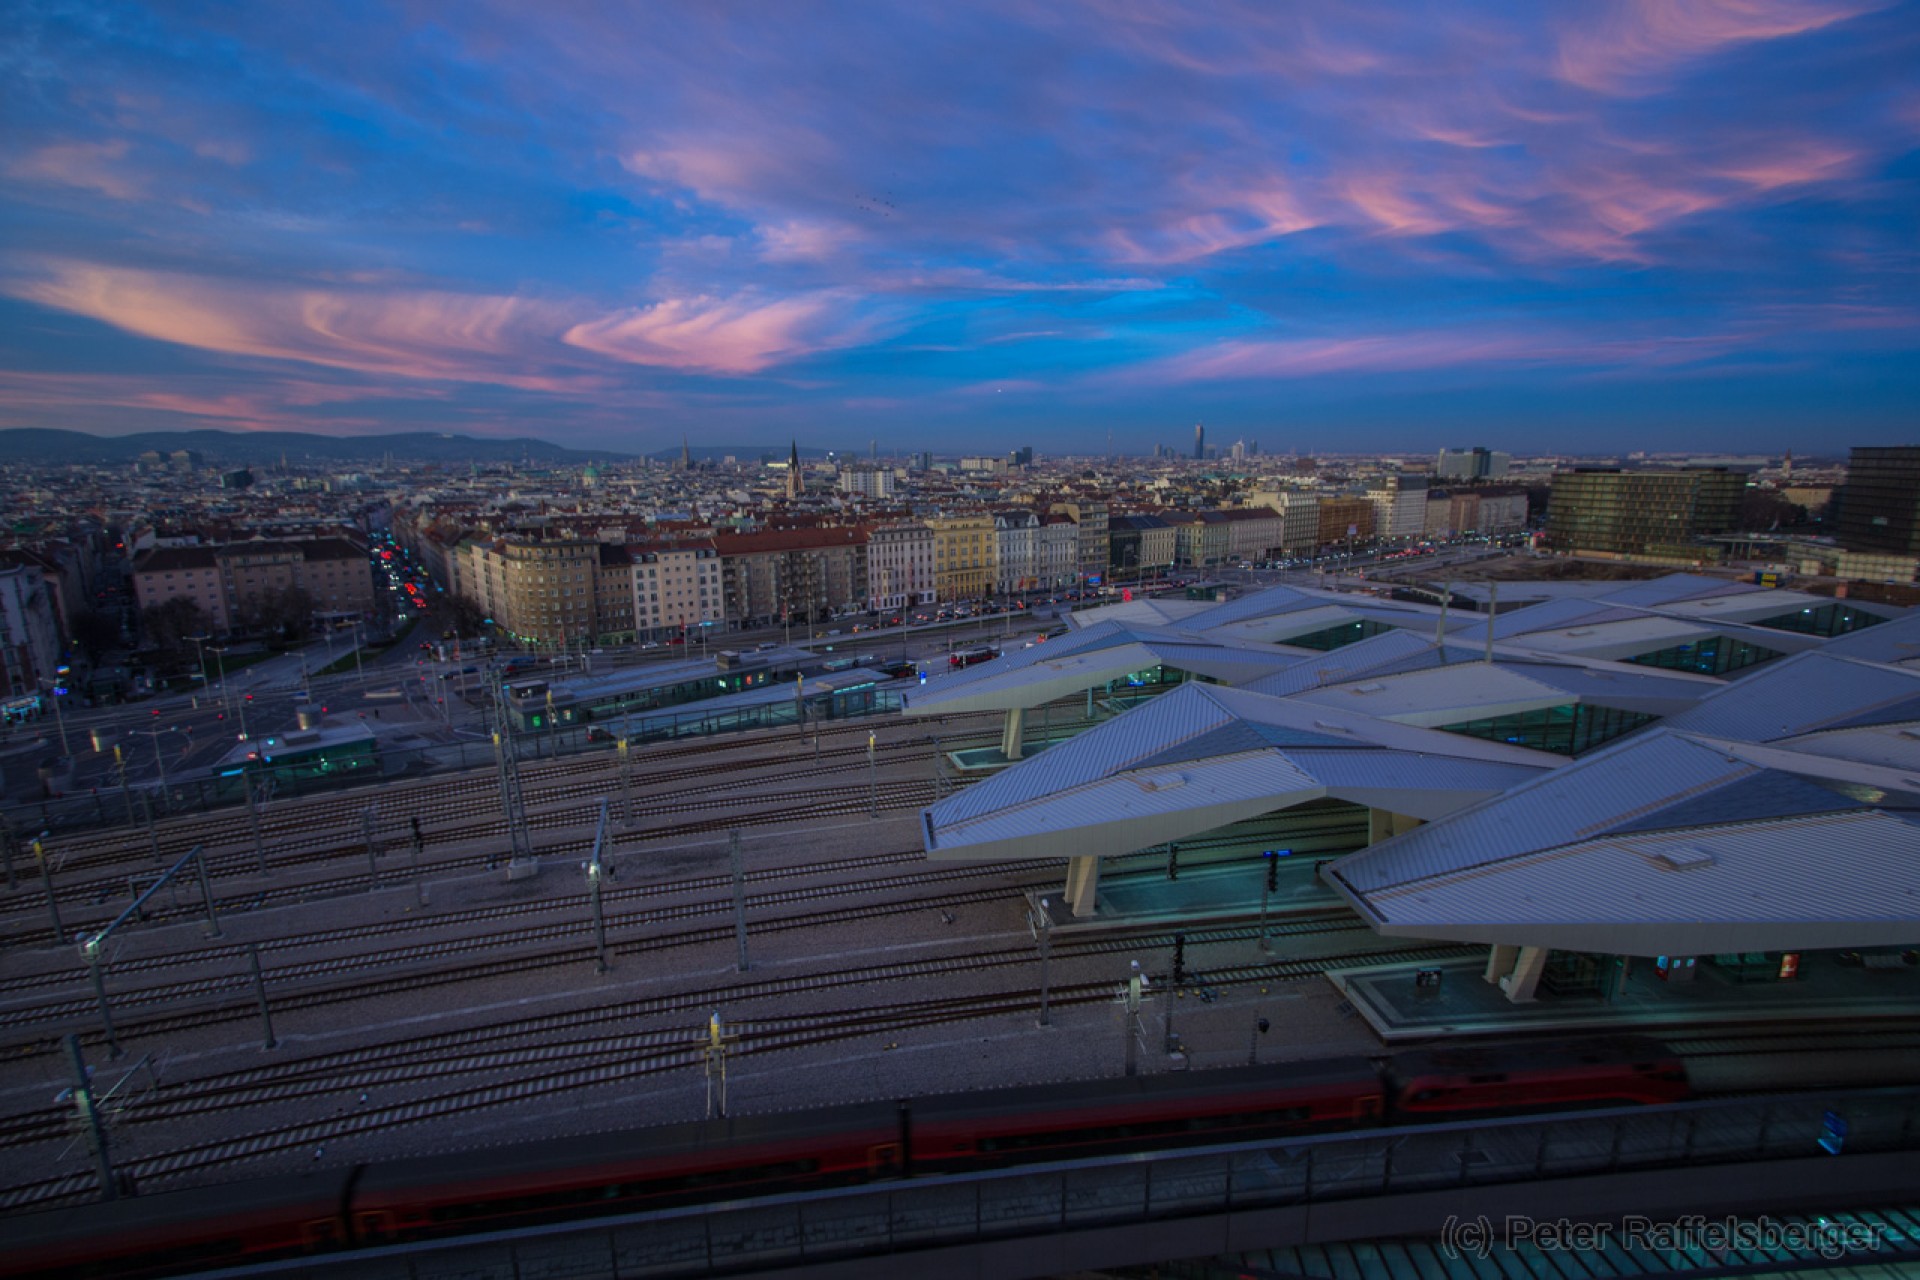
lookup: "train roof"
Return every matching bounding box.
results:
[0,1168,346,1257]
[352,1098,899,1198]
[1385,1035,1678,1080]
[910,1057,1381,1125]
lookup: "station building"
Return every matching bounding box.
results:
[910,574,1920,1014]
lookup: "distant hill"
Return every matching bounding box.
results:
[0,429,627,466]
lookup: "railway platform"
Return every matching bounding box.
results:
[1030,859,1343,934]
[1330,949,1919,1043]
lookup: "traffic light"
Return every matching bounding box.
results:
[1172,933,1186,985]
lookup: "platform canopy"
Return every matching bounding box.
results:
[1280,653,1720,727]
[900,619,1312,716]
[1659,649,1920,741]
[1327,728,1920,956]
[921,682,1553,861]
[1820,610,1920,668]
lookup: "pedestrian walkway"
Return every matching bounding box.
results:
[1331,949,1919,1042]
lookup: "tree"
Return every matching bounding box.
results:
[447,594,488,637]
[68,609,120,665]
[1740,488,1806,532]
[139,599,208,669]
[247,585,316,645]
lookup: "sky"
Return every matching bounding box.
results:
[2,1,1917,457]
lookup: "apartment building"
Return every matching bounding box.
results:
[215,538,373,626]
[131,536,373,635]
[927,511,995,602]
[632,541,725,640]
[1037,514,1079,591]
[1048,500,1109,583]
[131,546,230,632]
[867,522,936,612]
[0,561,63,700]
[595,545,637,645]
[992,509,1041,595]
[718,527,867,626]
[1108,513,1177,580]
[456,535,602,650]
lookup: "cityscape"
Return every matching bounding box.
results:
[2,3,1919,1280]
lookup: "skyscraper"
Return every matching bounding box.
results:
[1193,423,1205,461]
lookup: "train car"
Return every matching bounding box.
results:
[347,1100,902,1245]
[2,1043,1697,1279]
[1385,1036,1688,1118]
[0,1169,352,1280]
[910,1058,1386,1171]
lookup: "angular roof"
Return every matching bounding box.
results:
[1819,610,1920,668]
[1659,650,1920,741]
[1343,809,1920,956]
[1326,728,1920,954]
[1281,655,1718,726]
[901,620,1310,715]
[922,682,1553,861]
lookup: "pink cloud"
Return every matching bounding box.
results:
[1555,0,1879,94]
[562,292,874,374]
[7,140,145,201]
[1130,300,1920,387]
[1716,138,1861,188]
[10,262,582,390]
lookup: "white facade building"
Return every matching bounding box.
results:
[868,522,937,612]
[994,509,1041,595]
[1037,515,1079,592]
[632,543,726,639]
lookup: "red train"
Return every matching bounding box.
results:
[0,1038,1687,1279]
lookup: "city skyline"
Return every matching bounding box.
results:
[3,2,1917,453]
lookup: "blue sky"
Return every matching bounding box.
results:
[2,1,1916,455]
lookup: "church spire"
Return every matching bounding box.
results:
[786,440,802,500]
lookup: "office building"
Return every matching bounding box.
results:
[1834,446,1920,554]
[1544,468,1746,559]
[1436,447,1512,481]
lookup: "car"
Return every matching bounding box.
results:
[640,641,662,650]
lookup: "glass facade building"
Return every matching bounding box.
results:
[1835,446,1920,554]
[1544,468,1747,557]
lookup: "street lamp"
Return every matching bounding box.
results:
[41,674,71,757]
[208,644,230,720]
[188,633,213,708]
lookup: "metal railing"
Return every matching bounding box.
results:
[209,1086,1919,1279]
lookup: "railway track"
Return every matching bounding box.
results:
[9,709,1030,878]
[0,859,1076,1031]
[0,913,1376,1148]
[0,938,1471,1212]
[2,776,975,945]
